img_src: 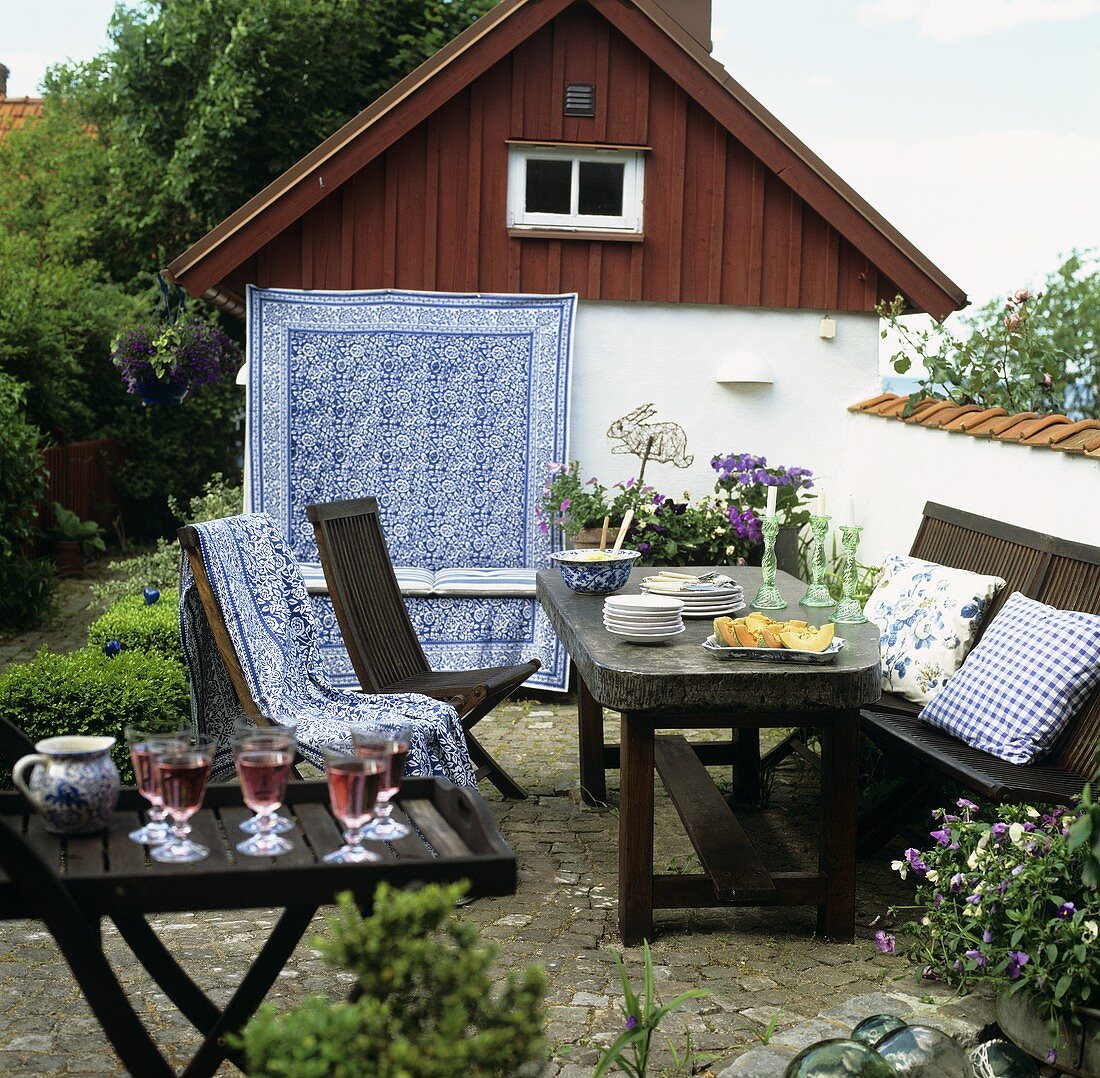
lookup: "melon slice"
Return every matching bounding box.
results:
[734,622,760,648]
[713,617,738,648]
[761,626,785,648]
[779,623,836,653]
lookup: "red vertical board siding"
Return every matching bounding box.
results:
[240,7,897,312]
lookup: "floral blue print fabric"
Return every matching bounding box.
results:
[920,591,1100,764]
[863,553,1006,704]
[178,512,477,785]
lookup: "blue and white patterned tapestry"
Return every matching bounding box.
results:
[246,287,574,690]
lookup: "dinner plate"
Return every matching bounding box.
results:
[701,633,845,663]
[640,581,741,597]
[603,619,683,634]
[604,594,684,613]
[603,614,683,628]
[680,602,747,619]
[606,626,686,645]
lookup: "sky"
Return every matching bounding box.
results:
[3,0,1099,312]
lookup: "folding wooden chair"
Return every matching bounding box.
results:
[306,497,539,799]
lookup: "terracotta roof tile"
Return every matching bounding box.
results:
[849,395,1098,462]
[1050,421,1100,453]
[0,95,44,138]
[1015,415,1073,445]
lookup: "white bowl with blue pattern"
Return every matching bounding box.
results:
[550,549,642,594]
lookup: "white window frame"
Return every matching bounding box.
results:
[507,144,645,234]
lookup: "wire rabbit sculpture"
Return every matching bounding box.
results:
[606,403,693,469]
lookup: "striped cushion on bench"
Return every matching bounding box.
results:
[298,564,535,598]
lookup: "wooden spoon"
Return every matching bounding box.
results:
[611,509,634,555]
[599,515,610,552]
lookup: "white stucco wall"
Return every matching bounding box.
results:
[569,300,881,512]
[845,415,1100,567]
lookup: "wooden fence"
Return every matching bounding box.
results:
[40,438,121,533]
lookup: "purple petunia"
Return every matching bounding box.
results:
[949,872,966,893]
[929,828,951,847]
[875,931,896,954]
[991,822,1008,840]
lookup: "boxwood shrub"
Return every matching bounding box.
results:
[87,589,182,662]
[0,647,190,785]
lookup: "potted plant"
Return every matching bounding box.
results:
[885,784,1100,1073]
[111,314,240,405]
[46,502,106,576]
[537,461,651,548]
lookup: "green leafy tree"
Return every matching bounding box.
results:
[49,0,496,283]
[881,250,1100,419]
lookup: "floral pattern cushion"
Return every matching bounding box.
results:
[864,553,1006,704]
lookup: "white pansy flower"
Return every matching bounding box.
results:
[1083,921,1099,944]
[1025,807,1040,818]
[926,869,939,884]
[1009,822,1026,847]
[891,859,908,879]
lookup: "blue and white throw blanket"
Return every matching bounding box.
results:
[178,513,477,785]
[245,287,574,690]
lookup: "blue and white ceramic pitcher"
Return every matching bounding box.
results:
[12,736,120,835]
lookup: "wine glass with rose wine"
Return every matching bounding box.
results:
[150,739,216,863]
[231,723,298,837]
[231,729,296,857]
[352,726,411,841]
[323,745,385,864]
[125,725,191,845]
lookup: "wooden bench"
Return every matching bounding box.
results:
[858,502,1100,849]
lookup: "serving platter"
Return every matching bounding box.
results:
[701,634,845,664]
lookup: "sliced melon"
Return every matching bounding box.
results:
[779,623,836,652]
[734,622,759,648]
[713,617,738,648]
[761,626,785,648]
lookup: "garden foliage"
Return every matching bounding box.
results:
[0,647,189,784]
[86,590,183,663]
[0,374,54,633]
[237,883,546,1077]
[881,250,1100,419]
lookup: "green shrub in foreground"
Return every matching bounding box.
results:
[0,647,190,784]
[87,589,182,662]
[237,883,546,1077]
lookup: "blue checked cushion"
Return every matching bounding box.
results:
[920,591,1100,764]
[864,553,1006,704]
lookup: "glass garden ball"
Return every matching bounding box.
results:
[875,1025,973,1077]
[852,1015,907,1046]
[783,1038,898,1077]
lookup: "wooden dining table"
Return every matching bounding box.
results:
[537,566,881,945]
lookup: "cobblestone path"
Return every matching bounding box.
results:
[0,587,994,1075]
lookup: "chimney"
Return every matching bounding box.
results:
[0,64,8,98]
[650,0,712,52]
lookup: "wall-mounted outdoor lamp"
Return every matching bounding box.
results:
[714,351,774,385]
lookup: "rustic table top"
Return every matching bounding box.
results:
[0,778,515,919]
[537,566,882,714]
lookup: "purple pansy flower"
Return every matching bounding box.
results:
[929,828,951,847]
[965,949,986,967]
[1056,902,1076,919]
[875,931,896,954]
[625,1015,638,1030]
[1006,951,1029,980]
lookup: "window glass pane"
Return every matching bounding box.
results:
[578,161,624,216]
[525,159,572,214]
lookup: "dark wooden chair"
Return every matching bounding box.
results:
[306,497,539,799]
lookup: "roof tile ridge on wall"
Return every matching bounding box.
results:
[848,393,1099,458]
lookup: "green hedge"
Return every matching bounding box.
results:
[0,647,190,784]
[87,589,182,662]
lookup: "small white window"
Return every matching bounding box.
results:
[507,145,645,234]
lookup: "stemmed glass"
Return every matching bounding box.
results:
[231,729,296,857]
[125,725,190,846]
[232,724,298,836]
[322,745,385,864]
[150,739,216,863]
[352,727,411,841]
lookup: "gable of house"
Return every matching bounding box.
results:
[167,0,966,319]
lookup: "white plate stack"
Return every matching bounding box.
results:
[638,573,746,618]
[603,594,686,644]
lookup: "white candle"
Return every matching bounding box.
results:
[848,497,856,526]
[766,484,777,518]
[816,491,826,517]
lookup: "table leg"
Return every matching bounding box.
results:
[730,728,761,806]
[578,675,607,806]
[181,905,318,1078]
[817,710,859,942]
[619,711,654,946]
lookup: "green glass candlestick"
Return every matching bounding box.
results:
[800,513,836,608]
[832,524,868,624]
[752,515,787,610]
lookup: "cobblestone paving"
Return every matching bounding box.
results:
[0,588,997,1075]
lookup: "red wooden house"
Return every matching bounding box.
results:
[168,0,966,502]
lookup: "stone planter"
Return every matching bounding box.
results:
[996,988,1100,1076]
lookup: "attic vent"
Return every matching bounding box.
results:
[564,83,595,117]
